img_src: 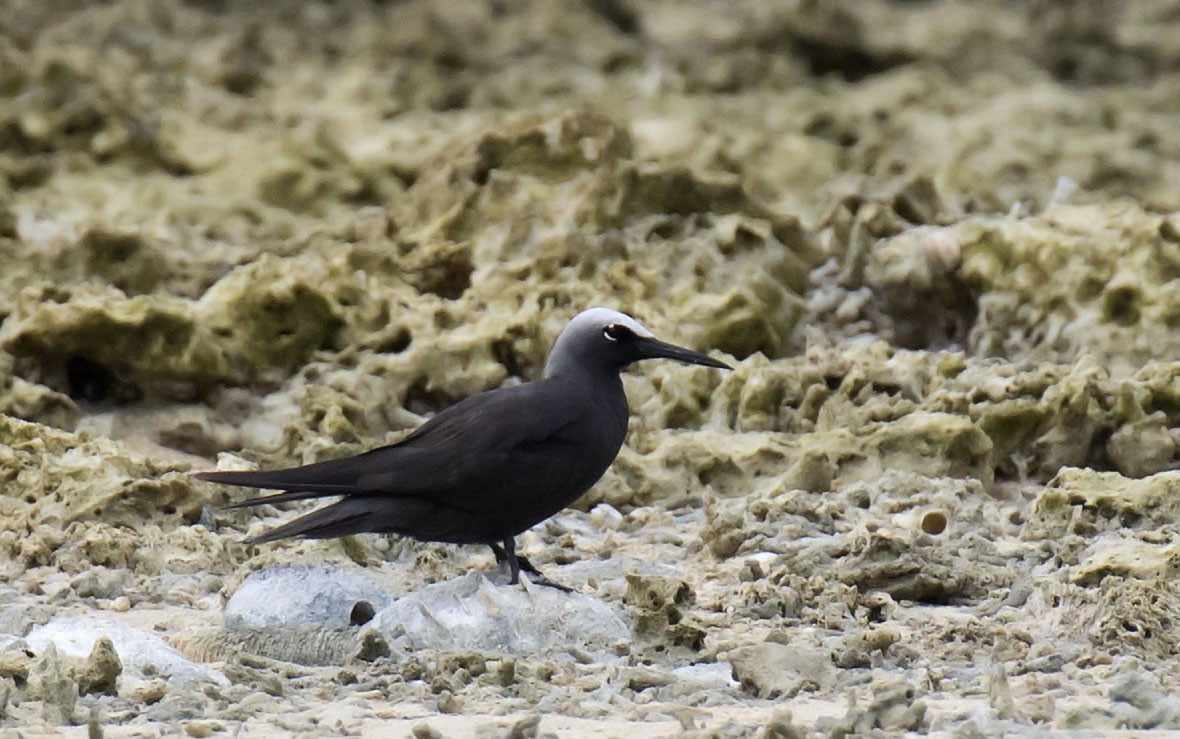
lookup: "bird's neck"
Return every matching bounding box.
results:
[543,352,624,382]
[545,364,627,420]
[549,367,628,449]
[544,362,621,389]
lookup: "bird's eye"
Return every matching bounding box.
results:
[603,324,625,342]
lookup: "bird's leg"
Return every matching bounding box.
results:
[489,542,507,566]
[488,539,573,592]
[489,542,541,577]
[499,537,522,584]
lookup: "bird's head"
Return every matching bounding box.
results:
[544,307,731,378]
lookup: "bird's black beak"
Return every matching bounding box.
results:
[636,336,732,370]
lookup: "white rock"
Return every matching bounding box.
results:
[374,572,629,655]
[224,564,392,628]
[26,616,227,686]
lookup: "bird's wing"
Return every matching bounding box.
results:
[354,380,584,496]
[197,380,581,504]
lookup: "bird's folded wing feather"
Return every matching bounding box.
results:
[197,381,580,503]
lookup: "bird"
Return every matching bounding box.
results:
[195,307,731,589]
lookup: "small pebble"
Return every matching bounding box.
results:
[920,510,948,535]
[412,723,442,739]
[184,720,216,737]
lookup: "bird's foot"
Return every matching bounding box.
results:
[515,555,574,592]
[521,570,574,593]
[489,542,574,592]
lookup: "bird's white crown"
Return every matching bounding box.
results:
[562,307,653,339]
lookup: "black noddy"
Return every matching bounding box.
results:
[195,307,730,589]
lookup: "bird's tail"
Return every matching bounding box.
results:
[245,497,379,545]
[222,489,339,510]
[194,468,363,511]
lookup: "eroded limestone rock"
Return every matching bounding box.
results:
[1025,468,1180,541]
[26,643,77,725]
[728,642,834,699]
[0,414,223,576]
[78,636,122,696]
[625,573,707,654]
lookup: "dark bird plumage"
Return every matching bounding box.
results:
[195,307,730,588]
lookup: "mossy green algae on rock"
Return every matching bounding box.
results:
[0,353,77,430]
[1025,467,1180,541]
[607,345,1180,508]
[0,254,342,393]
[865,203,1180,372]
[390,112,815,361]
